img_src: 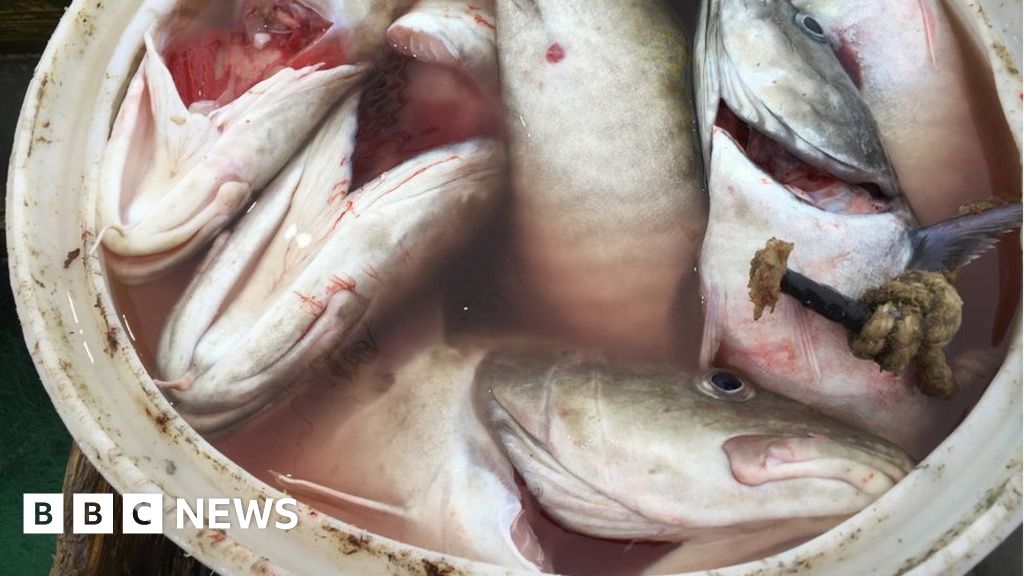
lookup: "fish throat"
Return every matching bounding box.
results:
[714,105,893,215]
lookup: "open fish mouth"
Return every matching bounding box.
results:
[714,105,893,215]
[723,434,914,496]
[696,0,905,215]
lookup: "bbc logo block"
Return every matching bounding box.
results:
[24,493,164,535]
[23,494,63,534]
[123,493,163,534]
[72,494,114,534]
[25,493,298,534]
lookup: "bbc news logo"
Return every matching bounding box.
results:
[24,494,299,534]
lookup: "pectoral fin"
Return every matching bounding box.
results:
[909,203,1022,272]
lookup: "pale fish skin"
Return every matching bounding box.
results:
[496,0,707,361]
[387,0,498,90]
[219,338,547,571]
[698,128,1009,459]
[481,345,914,572]
[791,0,1020,225]
[157,84,505,432]
[695,0,900,198]
[98,0,412,284]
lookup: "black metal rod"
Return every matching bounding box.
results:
[780,270,872,333]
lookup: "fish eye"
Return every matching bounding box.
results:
[698,371,756,402]
[795,13,828,43]
[712,372,743,391]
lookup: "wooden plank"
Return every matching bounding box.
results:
[50,444,213,576]
[0,0,71,53]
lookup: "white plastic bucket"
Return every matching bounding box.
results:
[7,0,1021,574]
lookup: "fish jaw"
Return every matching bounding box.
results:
[98,29,366,283]
[159,137,505,432]
[698,0,900,198]
[485,370,688,542]
[155,92,361,390]
[699,128,951,456]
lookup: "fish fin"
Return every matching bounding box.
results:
[949,348,1003,394]
[909,203,1022,272]
[694,0,721,169]
[142,31,216,168]
[700,285,724,369]
[918,0,937,67]
[507,510,548,571]
[789,303,823,387]
[269,470,413,520]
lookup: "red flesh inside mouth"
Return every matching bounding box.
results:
[162,1,343,109]
[350,54,504,189]
[715,105,890,215]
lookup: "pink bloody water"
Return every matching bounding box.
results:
[107,4,1020,574]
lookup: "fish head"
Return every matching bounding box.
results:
[697,0,902,203]
[787,0,1021,226]
[786,0,940,91]
[698,124,1020,457]
[480,347,914,549]
[696,125,938,452]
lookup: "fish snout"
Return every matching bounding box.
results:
[723,434,914,496]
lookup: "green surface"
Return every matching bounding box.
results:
[0,54,71,576]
